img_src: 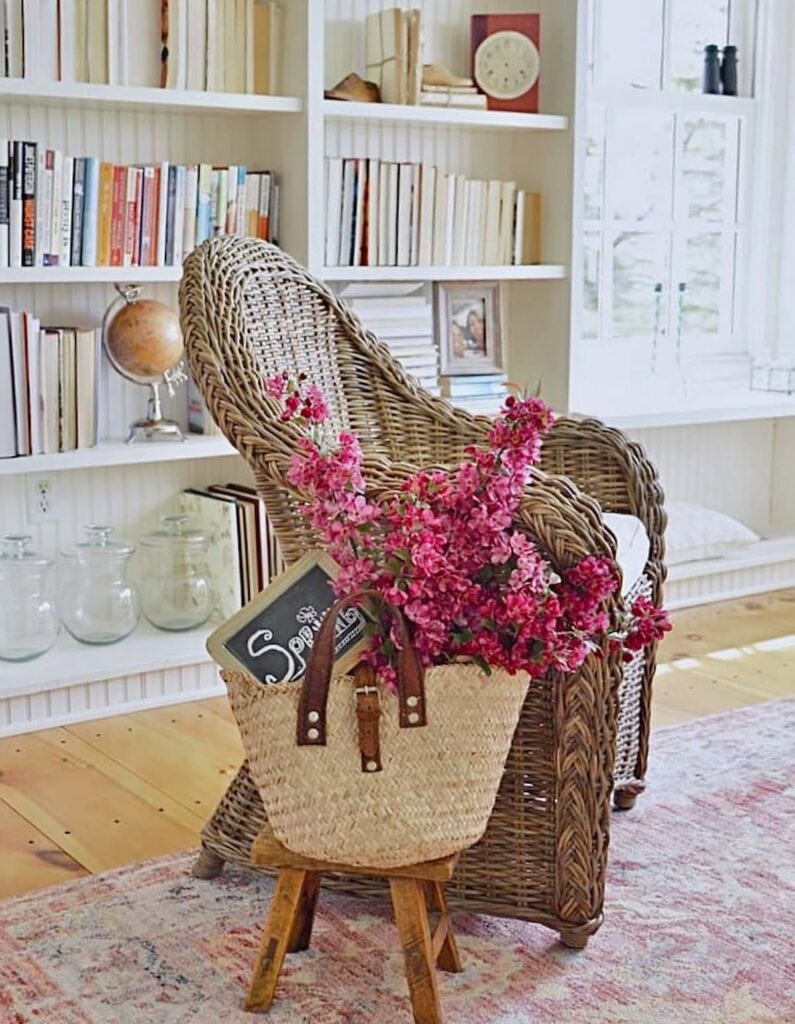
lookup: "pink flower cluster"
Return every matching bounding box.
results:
[270,374,671,686]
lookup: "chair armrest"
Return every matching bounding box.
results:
[539,417,666,600]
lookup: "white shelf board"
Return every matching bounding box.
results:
[0,266,183,285]
[322,264,567,282]
[0,620,213,699]
[0,78,303,116]
[0,435,238,476]
[322,99,568,132]
[575,390,795,429]
[588,85,755,118]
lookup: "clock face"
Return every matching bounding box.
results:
[474,29,540,101]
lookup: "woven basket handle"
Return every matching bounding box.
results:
[297,590,426,747]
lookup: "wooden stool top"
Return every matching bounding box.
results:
[251,828,459,882]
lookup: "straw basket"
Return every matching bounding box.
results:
[222,597,529,870]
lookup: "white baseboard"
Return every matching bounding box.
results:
[665,535,795,609]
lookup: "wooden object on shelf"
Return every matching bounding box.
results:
[179,236,667,944]
[246,828,461,1022]
[324,72,381,103]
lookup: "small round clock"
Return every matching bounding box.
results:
[474,29,540,101]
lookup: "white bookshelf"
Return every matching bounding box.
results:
[0,267,183,285]
[323,264,568,282]
[321,99,569,131]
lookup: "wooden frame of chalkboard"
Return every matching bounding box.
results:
[206,550,370,684]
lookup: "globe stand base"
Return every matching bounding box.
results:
[127,417,186,444]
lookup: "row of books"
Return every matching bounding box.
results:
[0,0,282,95]
[365,6,422,105]
[177,484,285,622]
[340,284,439,394]
[0,306,99,458]
[325,158,542,269]
[0,141,280,269]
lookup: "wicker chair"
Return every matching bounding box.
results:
[179,236,666,948]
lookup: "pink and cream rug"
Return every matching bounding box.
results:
[1,699,794,1023]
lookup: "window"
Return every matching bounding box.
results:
[584,0,756,360]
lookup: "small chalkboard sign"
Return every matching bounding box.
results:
[206,551,369,684]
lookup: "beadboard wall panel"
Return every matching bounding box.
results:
[770,418,795,534]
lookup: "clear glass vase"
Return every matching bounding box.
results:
[60,525,139,645]
[0,535,59,661]
[139,514,213,631]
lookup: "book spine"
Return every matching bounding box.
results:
[172,163,186,266]
[164,163,177,266]
[122,166,137,267]
[21,142,37,268]
[0,139,8,268]
[80,156,100,267]
[60,155,74,266]
[245,172,259,238]
[70,157,86,267]
[212,167,227,237]
[257,171,271,240]
[155,160,169,266]
[234,164,247,235]
[270,179,279,245]
[196,164,212,244]
[131,167,144,266]
[109,164,125,266]
[139,165,156,267]
[182,164,198,255]
[36,149,51,266]
[225,164,238,234]
[9,141,23,268]
[49,149,63,265]
[96,161,113,266]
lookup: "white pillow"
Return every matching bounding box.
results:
[665,502,759,566]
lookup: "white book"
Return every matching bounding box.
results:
[121,165,136,266]
[443,173,456,266]
[58,0,77,81]
[34,0,60,80]
[244,0,254,94]
[478,181,490,264]
[233,167,246,235]
[386,162,399,266]
[156,161,169,265]
[116,0,128,85]
[452,177,469,266]
[107,0,119,84]
[5,0,24,77]
[464,179,479,266]
[0,141,8,266]
[49,149,63,265]
[365,157,379,267]
[60,156,74,265]
[417,163,435,266]
[75,327,98,448]
[223,0,237,92]
[35,149,50,267]
[206,0,220,92]
[122,0,159,86]
[409,164,421,266]
[166,0,181,88]
[0,313,16,457]
[73,0,88,82]
[186,0,207,91]
[244,171,259,237]
[22,0,38,78]
[24,313,41,454]
[182,164,198,254]
[225,164,238,233]
[431,170,447,266]
[513,189,525,266]
[7,310,29,454]
[352,158,366,267]
[483,179,503,265]
[377,161,389,266]
[172,164,186,265]
[86,0,108,84]
[38,328,60,454]
[324,158,342,266]
[498,181,516,265]
[338,158,355,266]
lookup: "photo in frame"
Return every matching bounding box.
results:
[435,281,505,376]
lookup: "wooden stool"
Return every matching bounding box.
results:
[246,830,463,1023]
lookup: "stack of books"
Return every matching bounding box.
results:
[440,374,508,416]
[0,305,100,458]
[365,6,422,105]
[177,484,285,621]
[325,157,541,269]
[0,141,280,269]
[341,284,439,394]
[420,79,487,110]
[0,0,282,94]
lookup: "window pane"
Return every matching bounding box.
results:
[612,232,670,339]
[597,0,664,89]
[668,0,730,93]
[681,233,723,334]
[678,117,732,223]
[585,104,606,220]
[583,234,601,340]
[609,109,674,223]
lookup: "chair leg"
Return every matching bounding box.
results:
[613,785,644,811]
[192,847,226,879]
[426,882,463,974]
[390,878,443,1024]
[287,871,321,953]
[246,868,309,1013]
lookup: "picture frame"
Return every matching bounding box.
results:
[435,281,505,376]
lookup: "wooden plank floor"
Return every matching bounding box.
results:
[1,588,793,900]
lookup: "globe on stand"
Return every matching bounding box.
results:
[103,284,188,443]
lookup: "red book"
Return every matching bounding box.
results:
[471,14,541,114]
[109,165,126,267]
[131,167,143,266]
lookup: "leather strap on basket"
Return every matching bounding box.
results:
[297,590,427,750]
[353,663,382,773]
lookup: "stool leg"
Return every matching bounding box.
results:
[426,882,463,974]
[287,871,321,953]
[246,868,309,1013]
[390,878,443,1024]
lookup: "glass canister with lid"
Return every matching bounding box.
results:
[60,525,139,645]
[0,535,60,661]
[139,514,213,631]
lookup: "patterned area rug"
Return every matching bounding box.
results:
[1,700,794,1024]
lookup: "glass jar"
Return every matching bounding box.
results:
[0,535,59,661]
[60,525,139,645]
[139,515,212,631]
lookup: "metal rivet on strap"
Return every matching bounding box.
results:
[365,760,378,772]
[406,696,419,708]
[307,710,320,723]
[307,728,320,741]
[407,711,420,724]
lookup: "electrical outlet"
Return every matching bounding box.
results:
[26,475,60,523]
